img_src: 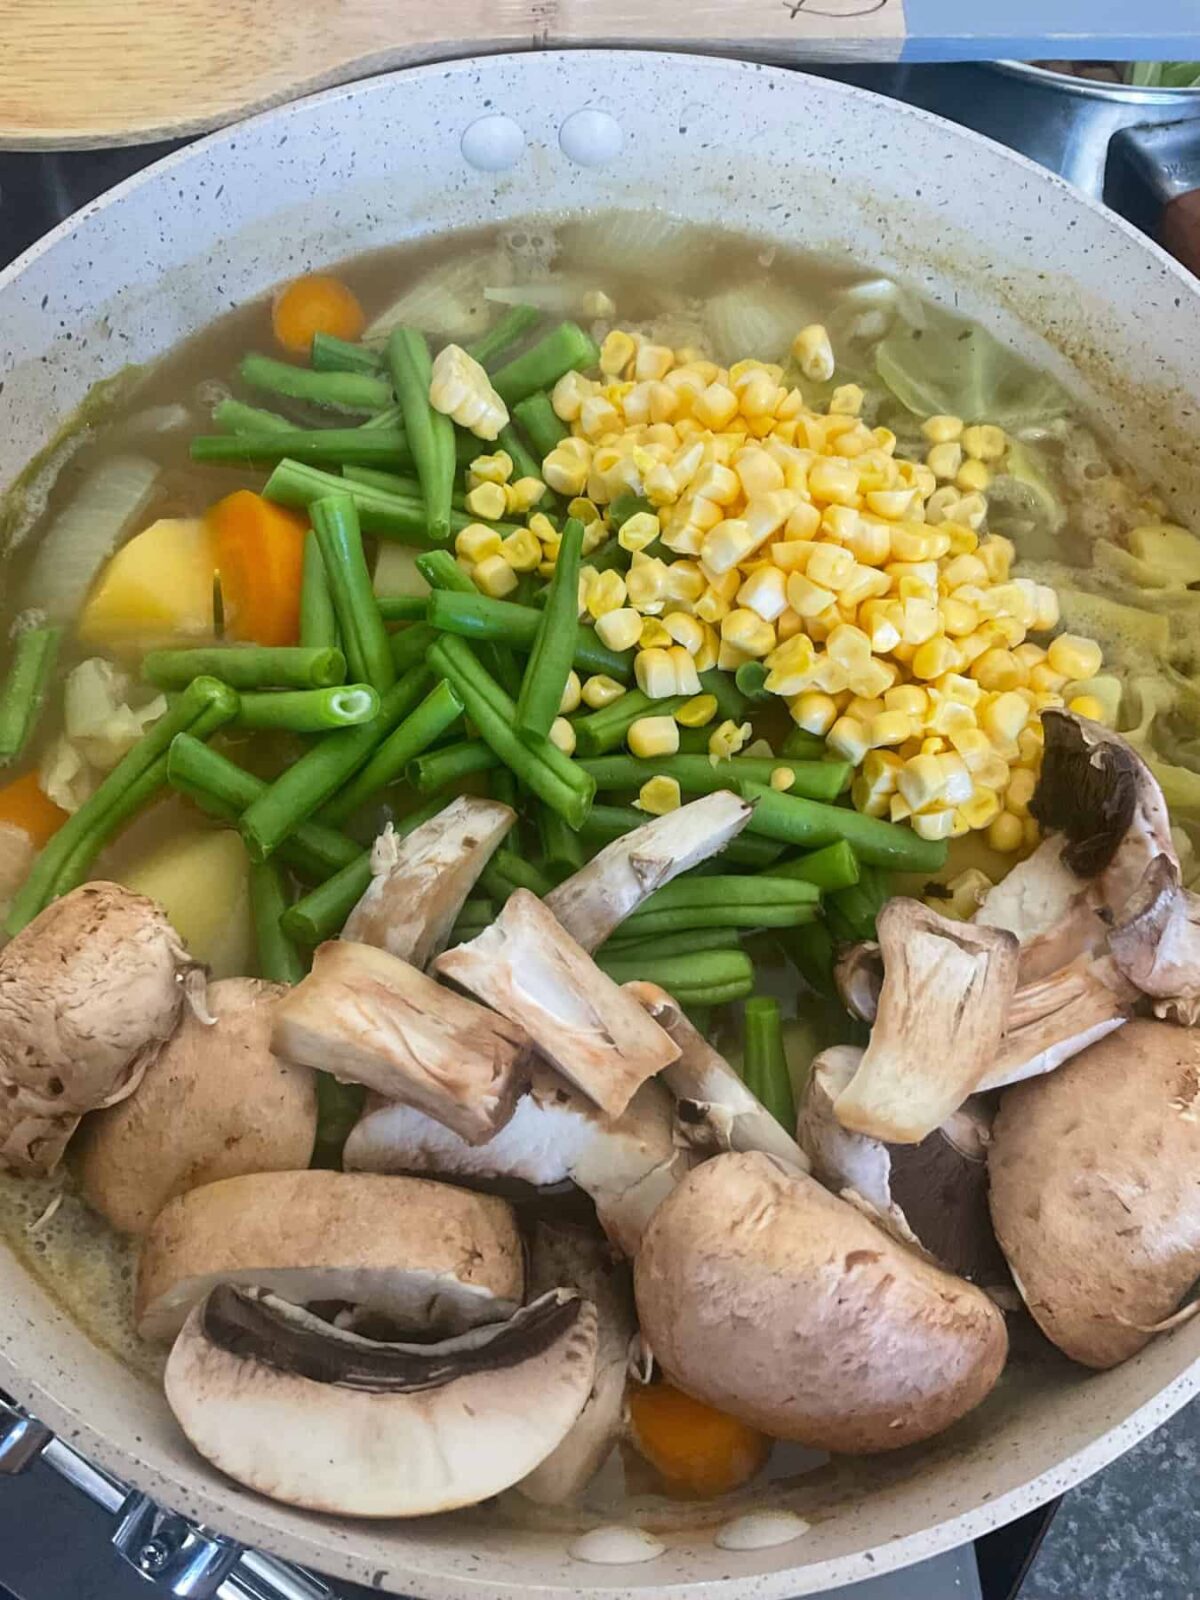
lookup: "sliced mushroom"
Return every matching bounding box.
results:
[634,1151,1008,1454]
[518,1221,637,1505]
[798,1046,1007,1287]
[342,797,515,967]
[344,1063,690,1257]
[0,883,200,1176]
[432,890,679,1119]
[272,940,528,1143]
[989,1020,1200,1369]
[976,948,1134,1091]
[1106,853,1200,1026]
[136,1169,523,1342]
[165,1284,598,1516]
[625,980,809,1172]
[832,900,1019,1144]
[544,791,752,951]
[76,978,316,1235]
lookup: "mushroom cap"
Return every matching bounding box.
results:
[634,1151,1008,1454]
[164,1285,599,1517]
[136,1169,523,1342]
[75,978,317,1236]
[988,1019,1200,1369]
[0,882,197,1128]
[0,1085,78,1178]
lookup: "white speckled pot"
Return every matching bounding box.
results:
[1,49,1198,1600]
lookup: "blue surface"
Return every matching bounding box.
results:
[902,0,1200,60]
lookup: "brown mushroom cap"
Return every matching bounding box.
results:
[75,978,317,1235]
[988,1019,1200,1369]
[634,1151,1008,1454]
[136,1170,523,1342]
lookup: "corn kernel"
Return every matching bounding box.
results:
[505,477,546,515]
[920,736,947,757]
[581,675,626,711]
[1005,767,1038,818]
[1033,584,1060,632]
[957,492,988,532]
[722,608,776,658]
[634,343,674,382]
[866,710,913,748]
[551,370,594,422]
[635,647,678,699]
[847,695,886,725]
[473,553,519,597]
[909,807,956,842]
[786,572,837,619]
[469,451,514,485]
[971,648,1028,693]
[925,441,963,482]
[636,617,670,651]
[866,487,918,521]
[937,752,974,806]
[617,511,661,554]
[922,414,964,445]
[594,608,642,652]
[988,811,1025,853]
[827,715,870,764]
[962,423,1008,462]
[599,330,637,377]
[898,598,941,647]
[1047,633,1103,681]
[635,774,682,814]
[927,698,977,738]
[659,612,701,655]
[464,481,507,521]
[628,716,679,760]
[979,535,1016,584]
[792,323,835,382]
[898,753,947,811]
[825,622,872,670]
[709,719,751,760]
[981,690,1030,745]
[549,717,576,757]
[785,502,823,542]
[672,694,716,730]
[737,565,788,622]
[889,793,913,822]
[456,523,502,564]
[543,442,592,497]
[911,636,958,680]
[694,383,739,430]
[499,526,542,572]
[586,569,627,620]
[787,690,835,736]
[799,545,851,593]
[666,645,699,696]
[808,458,859,506]
[954,458,990,494]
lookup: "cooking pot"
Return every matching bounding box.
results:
[1,48,1198,1600]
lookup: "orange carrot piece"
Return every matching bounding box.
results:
[0,771,69,848]
[627,1380,771,1499]
[210,490,308,647]
[272,274,365,355]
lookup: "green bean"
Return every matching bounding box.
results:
[517,517,582,737]
[734,661,772,702]
[784,921,837,997]
[511,392,568,459]
[480,847,556,903]
[573,689,686,756]
[310,331,384,375]
[143,645,346,692]
[213,397,293,434]
[487,765,520,812]
[340,464,424,498]
[782,726,828,759]
[466,304,541,367]
[602,926,741,960]
[240,353,392,414]
[702,670,750,724]
[190,429,411,470]
[580,754,849,802]
[299,530,339,652]
[311,495,396,696]
[265,460,516,545]
[166,735,361,882]
[281,794,447,947]
[360,401,403,432]
[622,875,819,937]
[577,802,782,868]
[742,997,795,1131]
[449,896,496,945]
[417,550,521,698]
[537,803,587,881]
[408,737,501,795]
[768,840,860,894]
[496,422,545,488]
[318,680,464,825]
[428,636,594,829]
[233,685,380,733]
[312,1076,367,1170]
[5,677,238,935]
[596,948,755,1006]
[739,779,949,872]
[826,882,880,944]
[376,594,428,622]
[249,859,307,985]
[491,323,599,407]
[0,628,61,765]
[239,665,431,862]
[390,623,439,674]
[387,328,455,543]
[425,590,632,680]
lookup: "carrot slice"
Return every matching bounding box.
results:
[272,274,365,355]
[627,1380,770,1498]
[0,771,69,848]
[209,491,308,647]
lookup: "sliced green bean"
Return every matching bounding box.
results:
[387,328,455,543]
[417,550,521,698]
[250,859,307,985]
[595,948,755,1007]
[310,331,384,375]
[360,401,403,432]
[491,323,599,407]
[166,734,361,882]
[0,627,61,765]
[311,495,396,696]
[782,726,828,759]
[192,428,411,470]
[449,896,497,946]
[240,353,392,414]
[768,840,860,894]
[603,926,741,961]
[581,754,849,802]
[5,677,238,935]
[425,590,632,680]
[143,645,345,692]
[300,529,339,653]
[480,847,556,903]
[785,921,838,997]
[742,996,795,1131]
[622,875,818,937]
[341,464,423,497]
[740,779,949,873]
[390,623,439,674]
[466,304,541,367]
[409,737,501,795]
[513,391,568,459]
[496,421,545,488]
[213,397,293,434]
[517,517,582,737]
[318,680,463,825]
[537,802,587,881]
[233,685,379,733]
[574,689,686,756]
[735,661,772,702]
[265,459,516,546]
[608,492,656,530]
[376,594,429,622]
[577,802,783,868]
[487,765,520,812]
[312,1076,367,1169]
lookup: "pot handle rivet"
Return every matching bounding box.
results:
[461,114,526,172]
[559,108,624,167]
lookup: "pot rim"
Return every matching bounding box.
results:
[990,59,1200,103]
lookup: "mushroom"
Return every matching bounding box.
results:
[342,797,515,966]
[624,980,809,1172]
[988,1019,1200,1369]
[164,1284,598,1517]
[0,882,200,1176]
[75,977,316,1235]
[543,791,752,951]
[344,1063,691,1258]
[1106,853,1200,1027]
[135,1169,523,1342]
[831,899,1020,1144]
[634,1151,1008,1454]
[517,1221,637,1505]
[272,939,529,1143]
[798,1046,1007,1287]
[432,890,679,1119]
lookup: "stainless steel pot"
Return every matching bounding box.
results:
[0,49,1198,1600]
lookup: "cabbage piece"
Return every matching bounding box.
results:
[1128,524,1200,586]
[363,250,514,347]
[1016,563,1172,671]
[986,439,1066,555]
[704,283,816,366]
[63,658,167,771]
[40,735,93,814]
[20,455,159,624]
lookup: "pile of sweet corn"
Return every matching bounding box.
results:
[450,323,1108,852]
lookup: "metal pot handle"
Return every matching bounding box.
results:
[1108,119,1200,276]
